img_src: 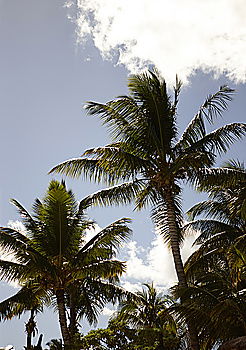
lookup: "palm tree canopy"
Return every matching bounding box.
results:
[174,161,246,348]
[183,160,246,276]
[0,180,132,323]
[50,71,245,224]
[115,283,176,330]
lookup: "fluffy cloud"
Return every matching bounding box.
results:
[121,231,199,292]
[71,0,246,84]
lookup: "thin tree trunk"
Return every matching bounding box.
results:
[165,191,200,350]
[26,309,35,349]
[56,289,71,346]
[69,290,77,341]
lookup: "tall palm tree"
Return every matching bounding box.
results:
[175,161,246,348]
[0,180,131,347]
[50,71,246,349]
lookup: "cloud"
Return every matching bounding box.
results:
[102,306,115,317]
[73,0,246,84]
[121,231,199,292]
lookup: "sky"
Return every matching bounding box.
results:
[0,0,245,348]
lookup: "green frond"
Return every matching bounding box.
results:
[191,122,246,156]
[200,85,235,123]
[134,183,159,209]
[187,200,231,223]
[182,220,237,244]
[79,180,146,209]
[75,218,132,263]
[173,75,182,108]
[227,234,246,284]
[85,97,139,142]
[73,260,126,280]
[0,259,26,283]
[175,85,235,153]
[0,286,44,321]
[0,227,29,254]
[10,199,37,232]
[194,166,246,191]
[49,158,116,184]
[83,146,148,179]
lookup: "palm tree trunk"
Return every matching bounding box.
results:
[165,191,199,350]
[26,309,35,349]
[69,290,77,341]
[56,289,71,346]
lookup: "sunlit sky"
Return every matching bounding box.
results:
[0,0,245,347]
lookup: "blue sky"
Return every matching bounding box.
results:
[0,0,245,347]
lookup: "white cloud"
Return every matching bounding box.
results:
[121,230,199,292]
[102,306,115,316]
[84,223,101,243]
[72,0,246,84]
[7,220,26,234]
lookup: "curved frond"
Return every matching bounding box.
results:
[0,227,29,254]
[10,199,37,231]
[75,218,132,263]
[79,180,146,209]
[190,122,246,156]
[49,158,116,184]
[175,85,234,153]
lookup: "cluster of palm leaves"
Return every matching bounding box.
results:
[0,181,131,348]
[80,283,185,350]
[0,70,245,349]
[174,160,246,349]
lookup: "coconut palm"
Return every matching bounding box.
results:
[114,283,181,350]
[174,161,246,348]
[173,261,246,349]
[183,160,246,277]
[50,71,246,349]
[0,180,131,347]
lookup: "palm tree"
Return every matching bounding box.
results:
[50,71,246,349]
[0,180,131,347]
[183,160,246,277]
[175,160,246,348]
[114,283,181,350]
[173,260,246,349]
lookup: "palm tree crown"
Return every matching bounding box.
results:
[0,180,132,346]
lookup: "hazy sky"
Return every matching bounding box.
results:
[0,0,245,347]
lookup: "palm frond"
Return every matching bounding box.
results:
[0,227,29,254]
[0,286,44,321]
[10,199,37,231]
[75,218,131,263]
[49,158,116,184]
[79,180,146,209]
[175,85,234,152]
[83,146,148,179]
[193,166,246,190]
[182,220,237,244]
[190,122,246,156]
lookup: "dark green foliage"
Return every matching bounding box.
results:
[80,284,183,350]
[174,161,246,349]
[0,181,132,346]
